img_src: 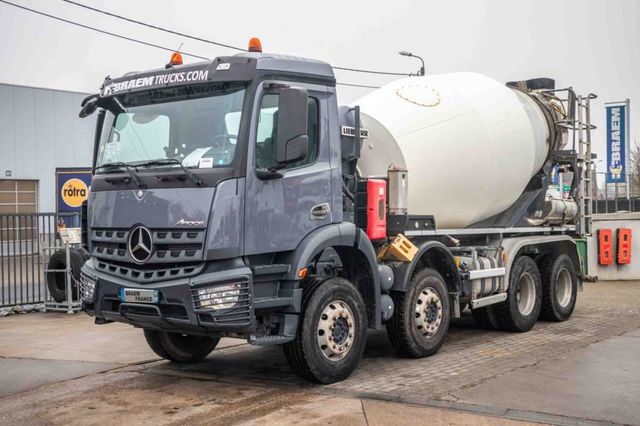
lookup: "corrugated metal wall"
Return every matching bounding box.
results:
[0,83,96,213]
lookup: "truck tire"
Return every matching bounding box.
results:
[471,306,500,330]
[540,254,578,321]
[386,268,450,358]
[283,277,368,384]
[494,256,542,332]
[143,330,219,363]
[46,249,89,302]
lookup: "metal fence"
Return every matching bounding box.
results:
[0,212,80,307]
[592,172,640,214]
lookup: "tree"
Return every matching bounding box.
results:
[630,139,640,197]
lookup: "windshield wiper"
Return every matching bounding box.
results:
[135,158,204,187]
[94,162,146,188]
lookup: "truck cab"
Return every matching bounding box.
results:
[80,45,389,383]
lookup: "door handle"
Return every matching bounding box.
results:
[310,203,331,220]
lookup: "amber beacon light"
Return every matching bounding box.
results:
[169,51,183,66]
[248,37,262,53]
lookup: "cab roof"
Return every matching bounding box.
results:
[100,51,335,97]
[235,51,335,80]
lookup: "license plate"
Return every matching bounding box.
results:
[119,288,158,304]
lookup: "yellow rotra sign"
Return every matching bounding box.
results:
[61,178,89,208]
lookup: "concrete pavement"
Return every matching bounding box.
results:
[0,312,244,397]
[451,329,640,425]
[0,320,529,425]
[0,312,243,364]
[0,357,120,398]
[0,367,533,425]
[0,281,639,425]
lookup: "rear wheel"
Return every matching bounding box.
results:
[540,254,578,321]
[143,330,219,362]
[283,277,367,384]
[494,256,542,332]
[386,268,450,358]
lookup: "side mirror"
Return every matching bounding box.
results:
[276,87,308,164]
[79,97,99,118]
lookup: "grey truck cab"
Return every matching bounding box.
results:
[80,45,389,383]
[79,41,583,384]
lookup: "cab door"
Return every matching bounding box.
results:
[244,83,333,255]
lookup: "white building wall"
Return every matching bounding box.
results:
[588,213,640,280]
[0,83,95,212]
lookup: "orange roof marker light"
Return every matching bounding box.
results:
[248,37,262,53]
[169,51,183,66]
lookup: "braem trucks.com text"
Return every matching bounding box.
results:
[102,70,210,95]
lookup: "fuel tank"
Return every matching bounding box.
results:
[354,72,557,228]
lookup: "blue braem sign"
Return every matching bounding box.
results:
[606,103,627,183]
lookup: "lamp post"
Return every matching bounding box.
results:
[594,159,603,201]
[399,51,425,76]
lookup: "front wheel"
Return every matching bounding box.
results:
[283,277,368,384]
[143,330,219,363]
[386,268,450,358]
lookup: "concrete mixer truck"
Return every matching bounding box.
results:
[78,40,595,384]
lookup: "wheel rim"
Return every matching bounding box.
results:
[414,287,443,337]
[555,268,572,308]
[317,300,355,361]
[516,272,536,316]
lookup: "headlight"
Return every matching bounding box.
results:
[80,273,97,301]
[196,283,242,310]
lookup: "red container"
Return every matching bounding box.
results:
[617,228,632,264]
[598,229,613,265]
[367,179,387,240]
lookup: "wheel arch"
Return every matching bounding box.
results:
[283,223,382,329]
[502,235,581,286]
[391,240,461,297]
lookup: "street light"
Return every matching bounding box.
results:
[399,50,425,76]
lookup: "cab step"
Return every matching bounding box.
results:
[250,335,294,346]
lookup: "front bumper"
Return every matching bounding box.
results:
[81,258,254,336]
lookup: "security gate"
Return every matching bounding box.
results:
[0,213,80,307]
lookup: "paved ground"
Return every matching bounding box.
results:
[0,280,639,425]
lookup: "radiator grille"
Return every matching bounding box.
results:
[91,227,206,282]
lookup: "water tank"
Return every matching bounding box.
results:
[354,72,555,228]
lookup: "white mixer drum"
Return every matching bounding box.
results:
[355,72,552,228]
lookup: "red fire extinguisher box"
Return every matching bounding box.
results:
[617,228,632,264]
[598,229,613,265]
[356,179,387,241]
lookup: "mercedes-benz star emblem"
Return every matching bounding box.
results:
[128,226,153,264]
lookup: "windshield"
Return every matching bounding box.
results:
[96,84,246,170]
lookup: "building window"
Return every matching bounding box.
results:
[0,180,38,214]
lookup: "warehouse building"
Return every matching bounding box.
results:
[0,83,95,215]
